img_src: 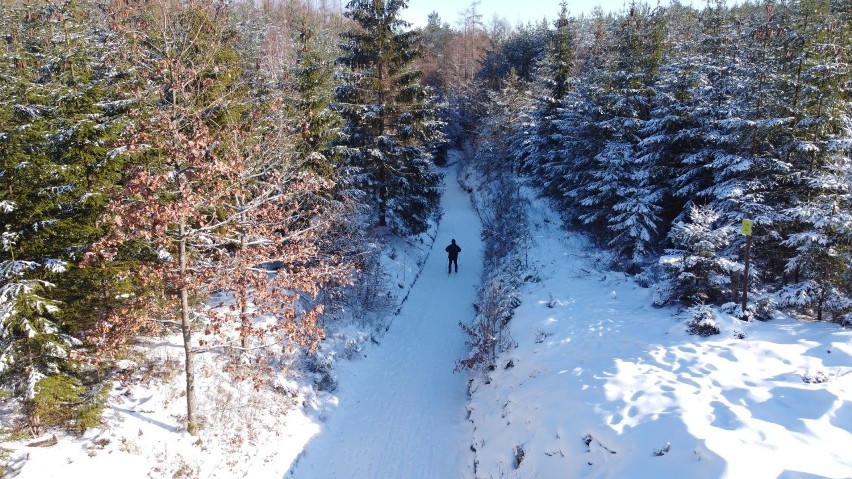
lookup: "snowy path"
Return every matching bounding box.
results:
[290,166,481,479]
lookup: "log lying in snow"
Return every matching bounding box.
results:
[26,435,57,448]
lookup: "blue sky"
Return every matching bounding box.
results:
[400,0,637,27]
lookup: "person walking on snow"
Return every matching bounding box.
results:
[445,239,461,274]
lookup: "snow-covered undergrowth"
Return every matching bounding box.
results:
[465,189,852,478]
[455,159,527,373]
[1,227,436,478]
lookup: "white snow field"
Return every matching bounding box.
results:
[290,166,482,478]
[466,186,852,479]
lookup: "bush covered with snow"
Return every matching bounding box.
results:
[776,279,852,325]
[656,206,742,307]
[457,159,527,373]
[685,305,721,336]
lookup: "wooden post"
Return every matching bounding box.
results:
[741,219,753,315]
[731,271,740,304]
[742,235,752,312]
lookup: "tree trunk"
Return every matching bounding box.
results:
[377,57,388,228]
[378,163,388,227]
[731,271,739,304]
[179,217,198,435]
[239,204,250,351]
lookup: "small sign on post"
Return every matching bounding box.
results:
[741,219,753,316]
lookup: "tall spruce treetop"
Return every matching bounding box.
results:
[517,1,575,177]
[548,2,575,104]
[292,26,344,181]
[337,0,443,235]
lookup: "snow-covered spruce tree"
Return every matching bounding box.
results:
[289,26,345,181]
[517,1,576,180]
[538,10,614,220]
[774,0,852,322]
[723,2,793,218]
[337,0,444,236]
[572,2,666,268]
[665,0,735,215]
[538,53,604,213]
[688,2,793,281]
[90,1,352,435]
[685,304,722,336]
[657,206,743,306]
[634,3,706,240]
[475,69,529,179]
[469,71,531,259]
[779,163,852,322]
[0,0,126,434]
[543,2,575,111]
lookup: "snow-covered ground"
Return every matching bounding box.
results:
[3,162,851,479]
[467,188,852,479]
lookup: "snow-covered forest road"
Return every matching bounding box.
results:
[290,166,482,478]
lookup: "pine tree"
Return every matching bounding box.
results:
[657,206,743,306]
[573,3,666,266]
[0,0,127,433]
[290,25,344,180]
[337,0,444,236]
[775,0,852,321]
[518,1,575,179]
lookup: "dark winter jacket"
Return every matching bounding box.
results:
[445,241,461,259]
